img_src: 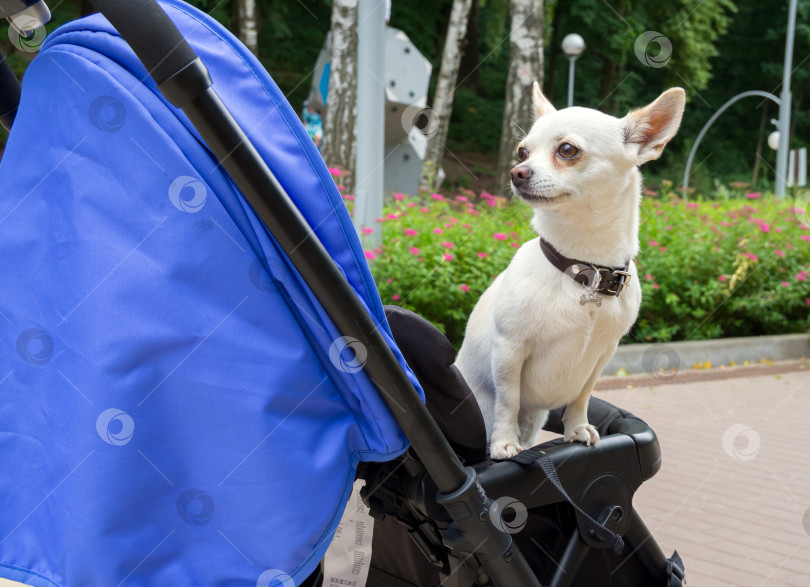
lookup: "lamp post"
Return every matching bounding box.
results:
[682,91,781,197]
[775,0,798,197]
[768,129,781,152]
[354,0,386,248]
[562,33,585,108]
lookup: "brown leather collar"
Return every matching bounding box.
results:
[539,238,632,300]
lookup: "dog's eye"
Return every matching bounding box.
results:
[517,147,529,162]
[557,143,579,159]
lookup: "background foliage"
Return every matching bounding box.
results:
[341,184,810,349]
[2,0,808,195]
[1,1,806,349]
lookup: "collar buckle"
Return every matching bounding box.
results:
[605,270,632,295]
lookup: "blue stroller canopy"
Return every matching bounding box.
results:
[0,1,423,585]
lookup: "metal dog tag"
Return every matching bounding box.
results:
[579,269,603,307]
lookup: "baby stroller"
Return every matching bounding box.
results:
[0,1,685,585]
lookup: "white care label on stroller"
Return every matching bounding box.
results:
[322,479,374,587]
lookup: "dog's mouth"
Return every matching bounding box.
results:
[512,187,573,204]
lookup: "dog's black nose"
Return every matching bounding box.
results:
[510,166,533,187]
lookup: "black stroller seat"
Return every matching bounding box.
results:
[352,307,685,587]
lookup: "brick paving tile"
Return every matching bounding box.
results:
[600,369,810,587]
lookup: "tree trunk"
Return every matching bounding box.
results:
[458,0,480,92]
[545,7,559,101]
[496,0,544,191]
[610,61,624,115]
[752,101,769,186]
[232,0,259,56]
[432,3,455,76]
[323,0,359,195]
[790,83,804,144]
[597,56,615,107]
[420,0,474,191]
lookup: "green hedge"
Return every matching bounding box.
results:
[342,184,810,349]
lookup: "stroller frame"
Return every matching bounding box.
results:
[349,412,674,586]
[0,2,680,585]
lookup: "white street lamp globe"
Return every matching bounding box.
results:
[562,34,586,58]
[767,130,780,151]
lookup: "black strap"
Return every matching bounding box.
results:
[539,238,631,298]
[508,449,625,555]
[507,446,548,466]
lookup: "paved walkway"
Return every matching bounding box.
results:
[598,368,810,586]
[1,369,808,587]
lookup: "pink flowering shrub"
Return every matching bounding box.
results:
[633,194,810,342]
[346,189,529,343]
[338,182,810,346]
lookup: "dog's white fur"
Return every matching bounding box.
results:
[455,85,685,459]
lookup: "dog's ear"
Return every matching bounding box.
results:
[623,87,685,165]
[533,81,556,119]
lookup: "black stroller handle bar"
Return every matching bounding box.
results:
[87,1,541,584]
[86,0,197,86]
[0,50,21,131]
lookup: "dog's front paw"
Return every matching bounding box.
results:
[489,440,525,459]
[564,424,599,447]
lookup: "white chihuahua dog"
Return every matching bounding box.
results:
[455,84,685,459]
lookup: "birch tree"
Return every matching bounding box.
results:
[497,0,544,188]
[419,0,474,191]
[232,0,259,56]
[323,0,359,195]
